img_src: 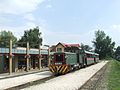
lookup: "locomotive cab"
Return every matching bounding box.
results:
[54,53,65,65]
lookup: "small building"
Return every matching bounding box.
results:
[50,42,80,53]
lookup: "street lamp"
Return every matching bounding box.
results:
[44,45,50,66]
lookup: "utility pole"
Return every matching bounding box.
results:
[9,39,12,74]
[26,42,29,72]
[39,44,41,70]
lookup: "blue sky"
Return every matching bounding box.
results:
[0,0,120,47]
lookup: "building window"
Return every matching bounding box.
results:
[57,48,62,52]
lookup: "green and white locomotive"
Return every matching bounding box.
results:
[49,50,99,75]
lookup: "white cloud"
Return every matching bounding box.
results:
[23,13,35,21]
[46,4,52,8]
[43,30,94,46]
[0,22,45,39]
[0,16,11,24]
[0,0,47,40]
[106,25,120,46]
[111,24,120,32]
[25,22,36,28]
[0,0,45,15]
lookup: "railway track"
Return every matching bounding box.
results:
[79,62,108,90]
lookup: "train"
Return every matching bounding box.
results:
[49,50,99,75]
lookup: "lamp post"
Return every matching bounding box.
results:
[44,45,50,66]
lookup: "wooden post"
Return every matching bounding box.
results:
[9,39,12,74]
[26,42,29,72]
[44,45,50,67]
[48,47,50,66]
[39,45,41,70]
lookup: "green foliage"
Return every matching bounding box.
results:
[0,30,17,47]
[18,26,42,48]
[92,30,115,59]
[107,60,120,90]
[114,46,120,60]
[81,43,92,51]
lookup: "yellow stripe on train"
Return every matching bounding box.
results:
[49,66,54,73]
[62,66,68,74]
[49,65,69,75]
[59,65,65,73]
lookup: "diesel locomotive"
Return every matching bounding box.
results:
[49,50,99,75]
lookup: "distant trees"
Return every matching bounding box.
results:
[81,43,92,51]
[0,30,17,47]
[92,30,115,59]
[115,46,120,60]
[17,27,42,48]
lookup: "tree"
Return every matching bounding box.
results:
[103,36,115,58]
[115,46,120,60]
[18,27,42,48]
[92,30,115,59]
[0,30,17,47]
[81,43,92,51]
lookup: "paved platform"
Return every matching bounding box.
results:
[0,68,49,79]
[0,68,51,90]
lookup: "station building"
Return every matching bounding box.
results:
[50,42,80,53]
[0,47,48,74]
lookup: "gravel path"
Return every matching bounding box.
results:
[22,61,108,90]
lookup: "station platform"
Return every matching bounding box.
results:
[0,67,49,79]
[0,67,51,90]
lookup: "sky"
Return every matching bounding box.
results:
[0,0,120,47]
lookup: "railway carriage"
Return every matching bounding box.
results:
[84,51,95,65]
[94,53,99,63]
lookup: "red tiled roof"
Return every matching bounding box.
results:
[60,43,80,47]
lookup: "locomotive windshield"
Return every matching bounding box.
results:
[55,54,64,62]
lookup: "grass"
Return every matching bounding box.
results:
[107,59,120,90]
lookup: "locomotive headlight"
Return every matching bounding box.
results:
[55,63,62,65]
[65,55,68,59]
